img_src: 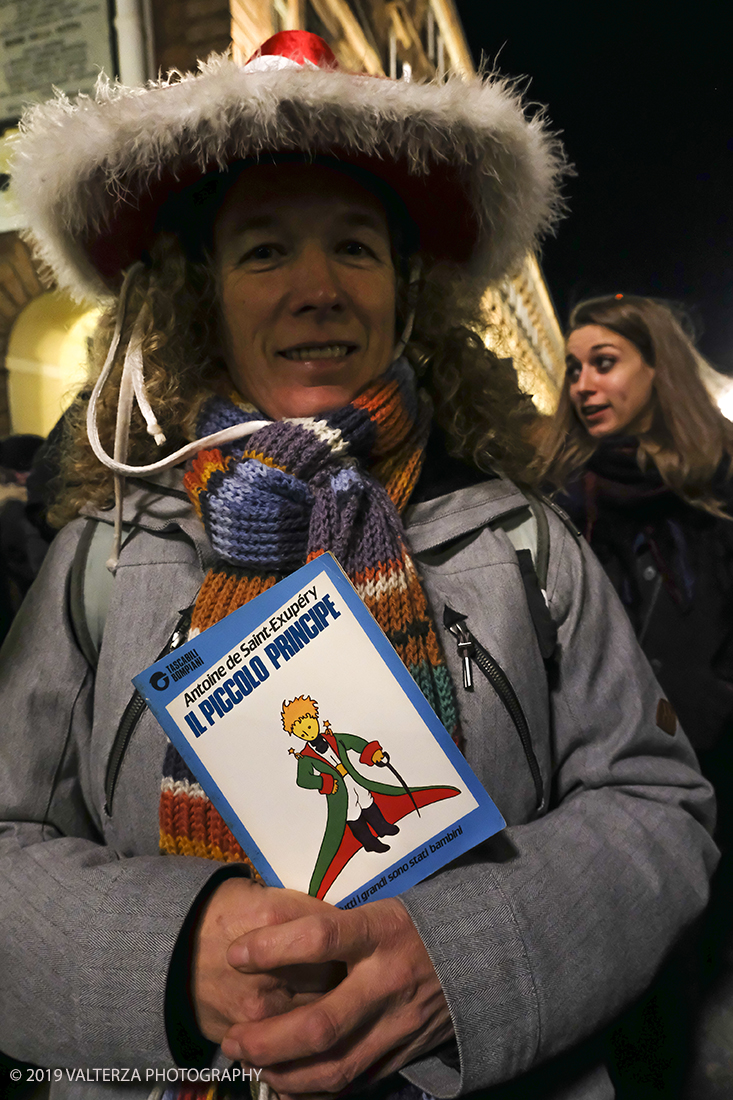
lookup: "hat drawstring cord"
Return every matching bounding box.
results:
[108,300,164,572]
[86,265,269,571]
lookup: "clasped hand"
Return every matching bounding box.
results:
[193,877,454,1098]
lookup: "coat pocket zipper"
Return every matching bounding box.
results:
[104,606,194,816]
[443,605,545,813]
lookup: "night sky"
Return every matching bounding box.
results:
[455,2,733,372]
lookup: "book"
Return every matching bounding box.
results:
[134,552,505,908]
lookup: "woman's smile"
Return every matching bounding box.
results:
[278,342,358,362]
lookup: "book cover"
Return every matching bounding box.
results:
[134,553,505,908]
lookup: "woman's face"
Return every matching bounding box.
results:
[213,163,397,420]
[565,324,656,438]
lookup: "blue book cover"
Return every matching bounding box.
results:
[134,552,505,908]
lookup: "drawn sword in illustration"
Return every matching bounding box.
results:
[376,752,421,817]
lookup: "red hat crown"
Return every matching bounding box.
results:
[247,30,340,71]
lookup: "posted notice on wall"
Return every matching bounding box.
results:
[0,0,115,122]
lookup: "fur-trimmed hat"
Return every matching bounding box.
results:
[11,30,566,302]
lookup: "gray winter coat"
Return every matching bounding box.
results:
[0,474,718,1100]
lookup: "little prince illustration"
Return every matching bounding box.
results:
[282,695,460,899]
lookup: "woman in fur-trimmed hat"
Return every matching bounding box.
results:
[0,31,716,1100]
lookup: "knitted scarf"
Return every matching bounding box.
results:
[159,359,460,866]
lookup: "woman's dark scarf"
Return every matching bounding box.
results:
[563,437,711,617]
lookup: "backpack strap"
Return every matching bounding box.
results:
[68,519,121,668]
[67,515,193,815]
[491,492,556,660]
[525,492,550,592]
[515,548,557,659]
[489,491,550,591]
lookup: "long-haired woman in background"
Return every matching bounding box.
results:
[542,292,733,1097]
[543,293,733,755]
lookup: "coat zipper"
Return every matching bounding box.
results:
[104,606,193,816]
[443,605,545,812]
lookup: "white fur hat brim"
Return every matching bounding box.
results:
[11,45,567,302]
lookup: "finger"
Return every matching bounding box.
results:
[265,1038,427,1097]
[221,970,385,1067]
[228,908,369,972]
[239,982,453,1097]
[250,886,332,929]
[226,990,445,1096]
[253,1033,409,1096]
[198,967,322,1033]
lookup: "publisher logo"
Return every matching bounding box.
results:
[150,671,170,691]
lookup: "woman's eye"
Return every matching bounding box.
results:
[595,356,616,371]
[341,240,373,258]
[566,363,580,383]
[238,243,281,264]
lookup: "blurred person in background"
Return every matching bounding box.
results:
[0,433,47,641]
[541,293,733,1097]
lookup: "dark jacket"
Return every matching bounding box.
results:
[557,438,733,1097]
[557,441,733,765]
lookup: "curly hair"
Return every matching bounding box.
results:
[538,295,733,517]
[51,213,540,527]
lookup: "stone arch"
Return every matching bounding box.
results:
[0,234,45,436]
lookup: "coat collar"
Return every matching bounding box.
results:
[404,479,530,553]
